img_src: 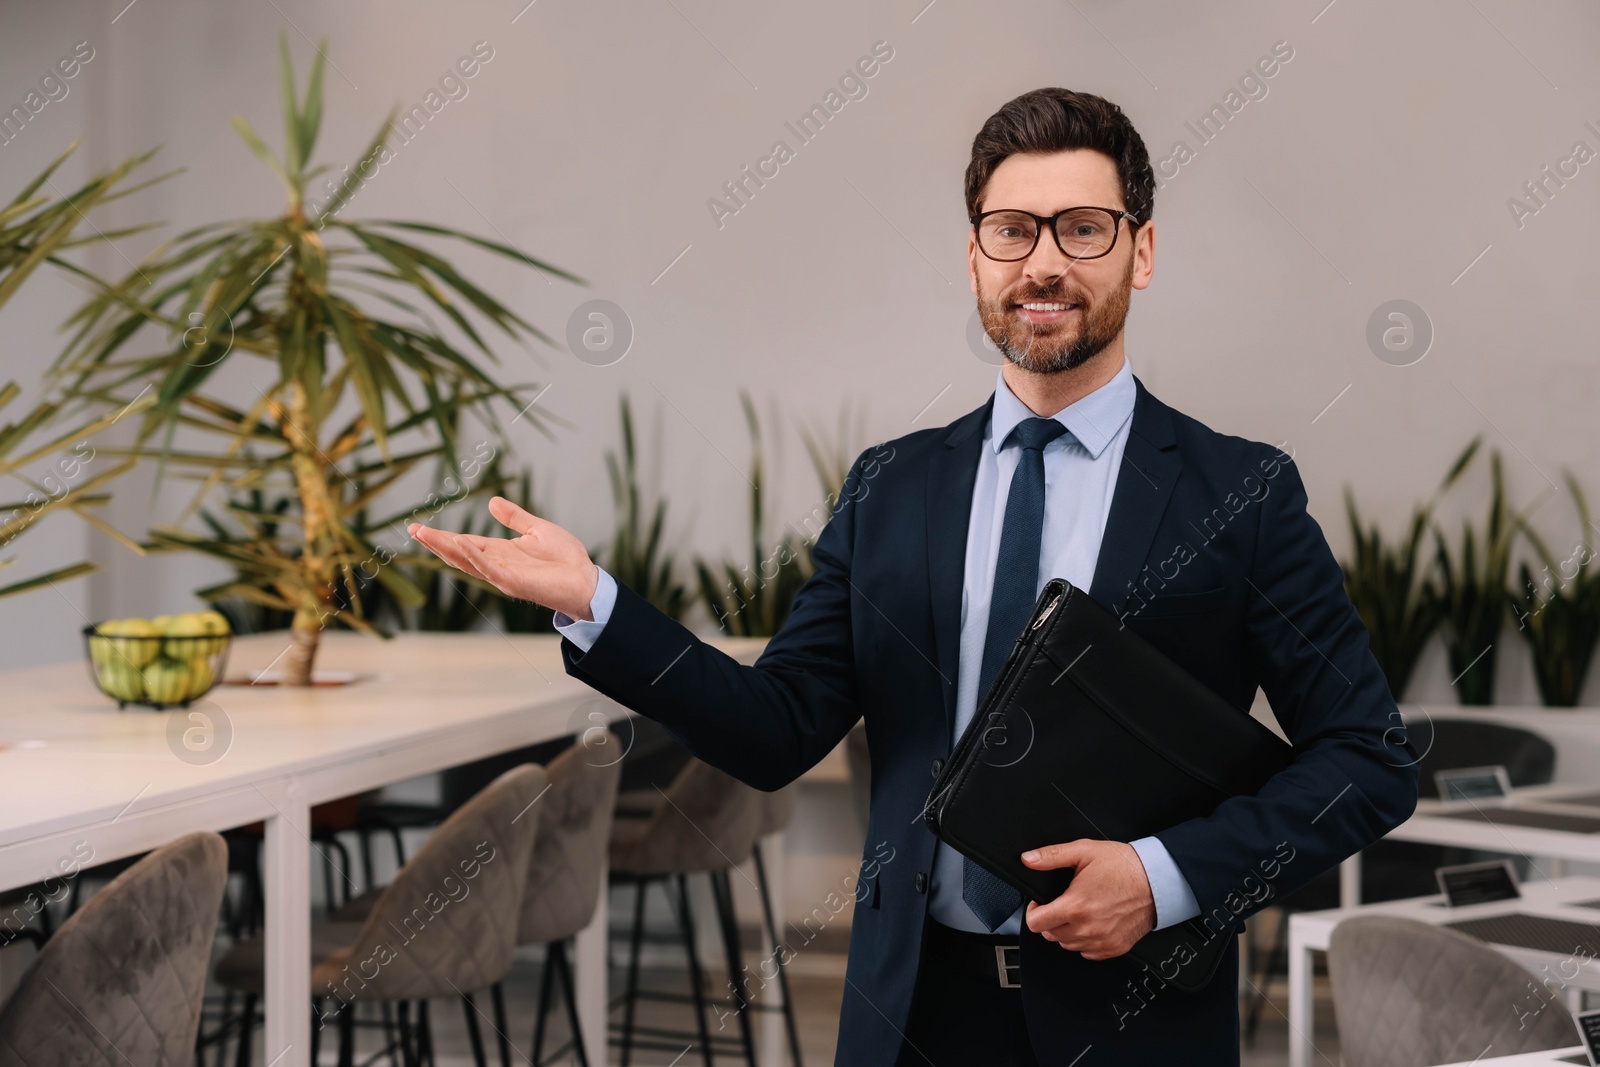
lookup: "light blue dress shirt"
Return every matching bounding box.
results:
[555,354,1200,935]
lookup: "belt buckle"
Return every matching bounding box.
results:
[994,944,1021,988]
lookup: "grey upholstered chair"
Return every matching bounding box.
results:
[511,730,623,1067]
[611,756,766,1067]
[214,764,547,1067]
[0,831,228,1067]
[1328,914,1578,1067]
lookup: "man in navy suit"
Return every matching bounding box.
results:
[412,87,1418,1066]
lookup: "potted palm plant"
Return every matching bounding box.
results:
[1,141,162,598]
[50,37,581,683]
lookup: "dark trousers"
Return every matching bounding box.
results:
[893,918,1040,1067]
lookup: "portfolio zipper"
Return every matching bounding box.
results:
[1030,588,1064,632]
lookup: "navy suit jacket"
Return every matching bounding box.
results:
[560,375,1419,1066]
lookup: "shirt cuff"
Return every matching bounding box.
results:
[1129,835,1200,931]
[552,565,617,653]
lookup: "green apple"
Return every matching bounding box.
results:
[163,610,230,658]
[183,657,216,700]
[97,657,146,702]
[142,658,192,706]
[97,618,161,668]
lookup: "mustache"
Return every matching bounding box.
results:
[1004,284,1088,306]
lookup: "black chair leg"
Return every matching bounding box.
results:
[711,870,758,1066]
[212,989,235,1067]
[461,992,489,1067]
[234,994,256,1067]
[533,948,557,1066]
[552,940,592,1067]
[673,874,716,1067]
[311,997,323,1064]
[359,829,376,893]
[418,999,435,1067]
[339,1000,356,1067]
[754,843,805,1066]
[380,1001,400,1067]
[1243,908,1289,1044]
[397,1000,420,1067]
[618,880,647,1067]
[490,981,512,1067]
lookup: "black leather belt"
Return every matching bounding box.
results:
[924,918,1022,988]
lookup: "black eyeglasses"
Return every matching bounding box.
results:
[970,206,1138,262]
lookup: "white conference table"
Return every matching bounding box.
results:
[1334,783,1600,914]
[1436,1050,1589,1067]
[1287,875,1600,1067]
[1385,785,1600,875]
[0,631,766,1067]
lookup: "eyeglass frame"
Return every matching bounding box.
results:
[969,206,1140,262]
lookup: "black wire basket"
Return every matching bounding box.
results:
[82,620,232,711]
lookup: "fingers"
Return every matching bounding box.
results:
[1021,839,1089,871]
[410,524,499,587]
[488,495,547,537]
[1025,893,1085,935]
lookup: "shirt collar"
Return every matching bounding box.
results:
[989,353,1136,461]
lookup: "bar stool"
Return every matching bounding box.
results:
[212,764,547,1067]
[610,757,764,1067]
[0,831,228,1065]
[749,783,805,1065]
[502,728,623,1067]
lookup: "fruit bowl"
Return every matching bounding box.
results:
[83,611,232,710]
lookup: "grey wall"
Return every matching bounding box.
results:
[2,0,1597,707]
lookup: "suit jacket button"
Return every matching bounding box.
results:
[931,759,943,777]
[915,872,927,893]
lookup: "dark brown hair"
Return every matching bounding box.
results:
[965,88,1155,228]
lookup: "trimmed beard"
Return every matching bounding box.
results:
[975,252,1134,374]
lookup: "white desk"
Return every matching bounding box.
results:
[1287,875,1600,1067]
[1385,786,1600,874]
[1434,1049,1588,1067]
[0,631,766,1067]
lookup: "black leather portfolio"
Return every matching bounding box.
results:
[924,578,1294,993]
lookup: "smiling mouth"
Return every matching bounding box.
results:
[1012,301,1081,323]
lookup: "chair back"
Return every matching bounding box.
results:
[323,763,546,1001]
[759,782,800,837]
[0,832,228,1066]
[609,757,762,876]
[517,729,623,945]
[1413,719,1556,797]
[1329,915,1576,1067]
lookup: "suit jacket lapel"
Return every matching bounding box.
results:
[926,397,991,741]
[1088,375,1182,613]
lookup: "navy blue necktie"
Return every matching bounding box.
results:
[963,415,1069,931]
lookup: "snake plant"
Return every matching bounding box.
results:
[1510,472,1600,706]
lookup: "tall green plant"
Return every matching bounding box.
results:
[696,392,813,638]
[50,37,580,682]
[1511,472,1600,706]
[0,142,164,597]
[1427,447,1529,705]
[598,394,689,621]
[1340,437,1480,700]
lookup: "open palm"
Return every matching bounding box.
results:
[409,497,599,621]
